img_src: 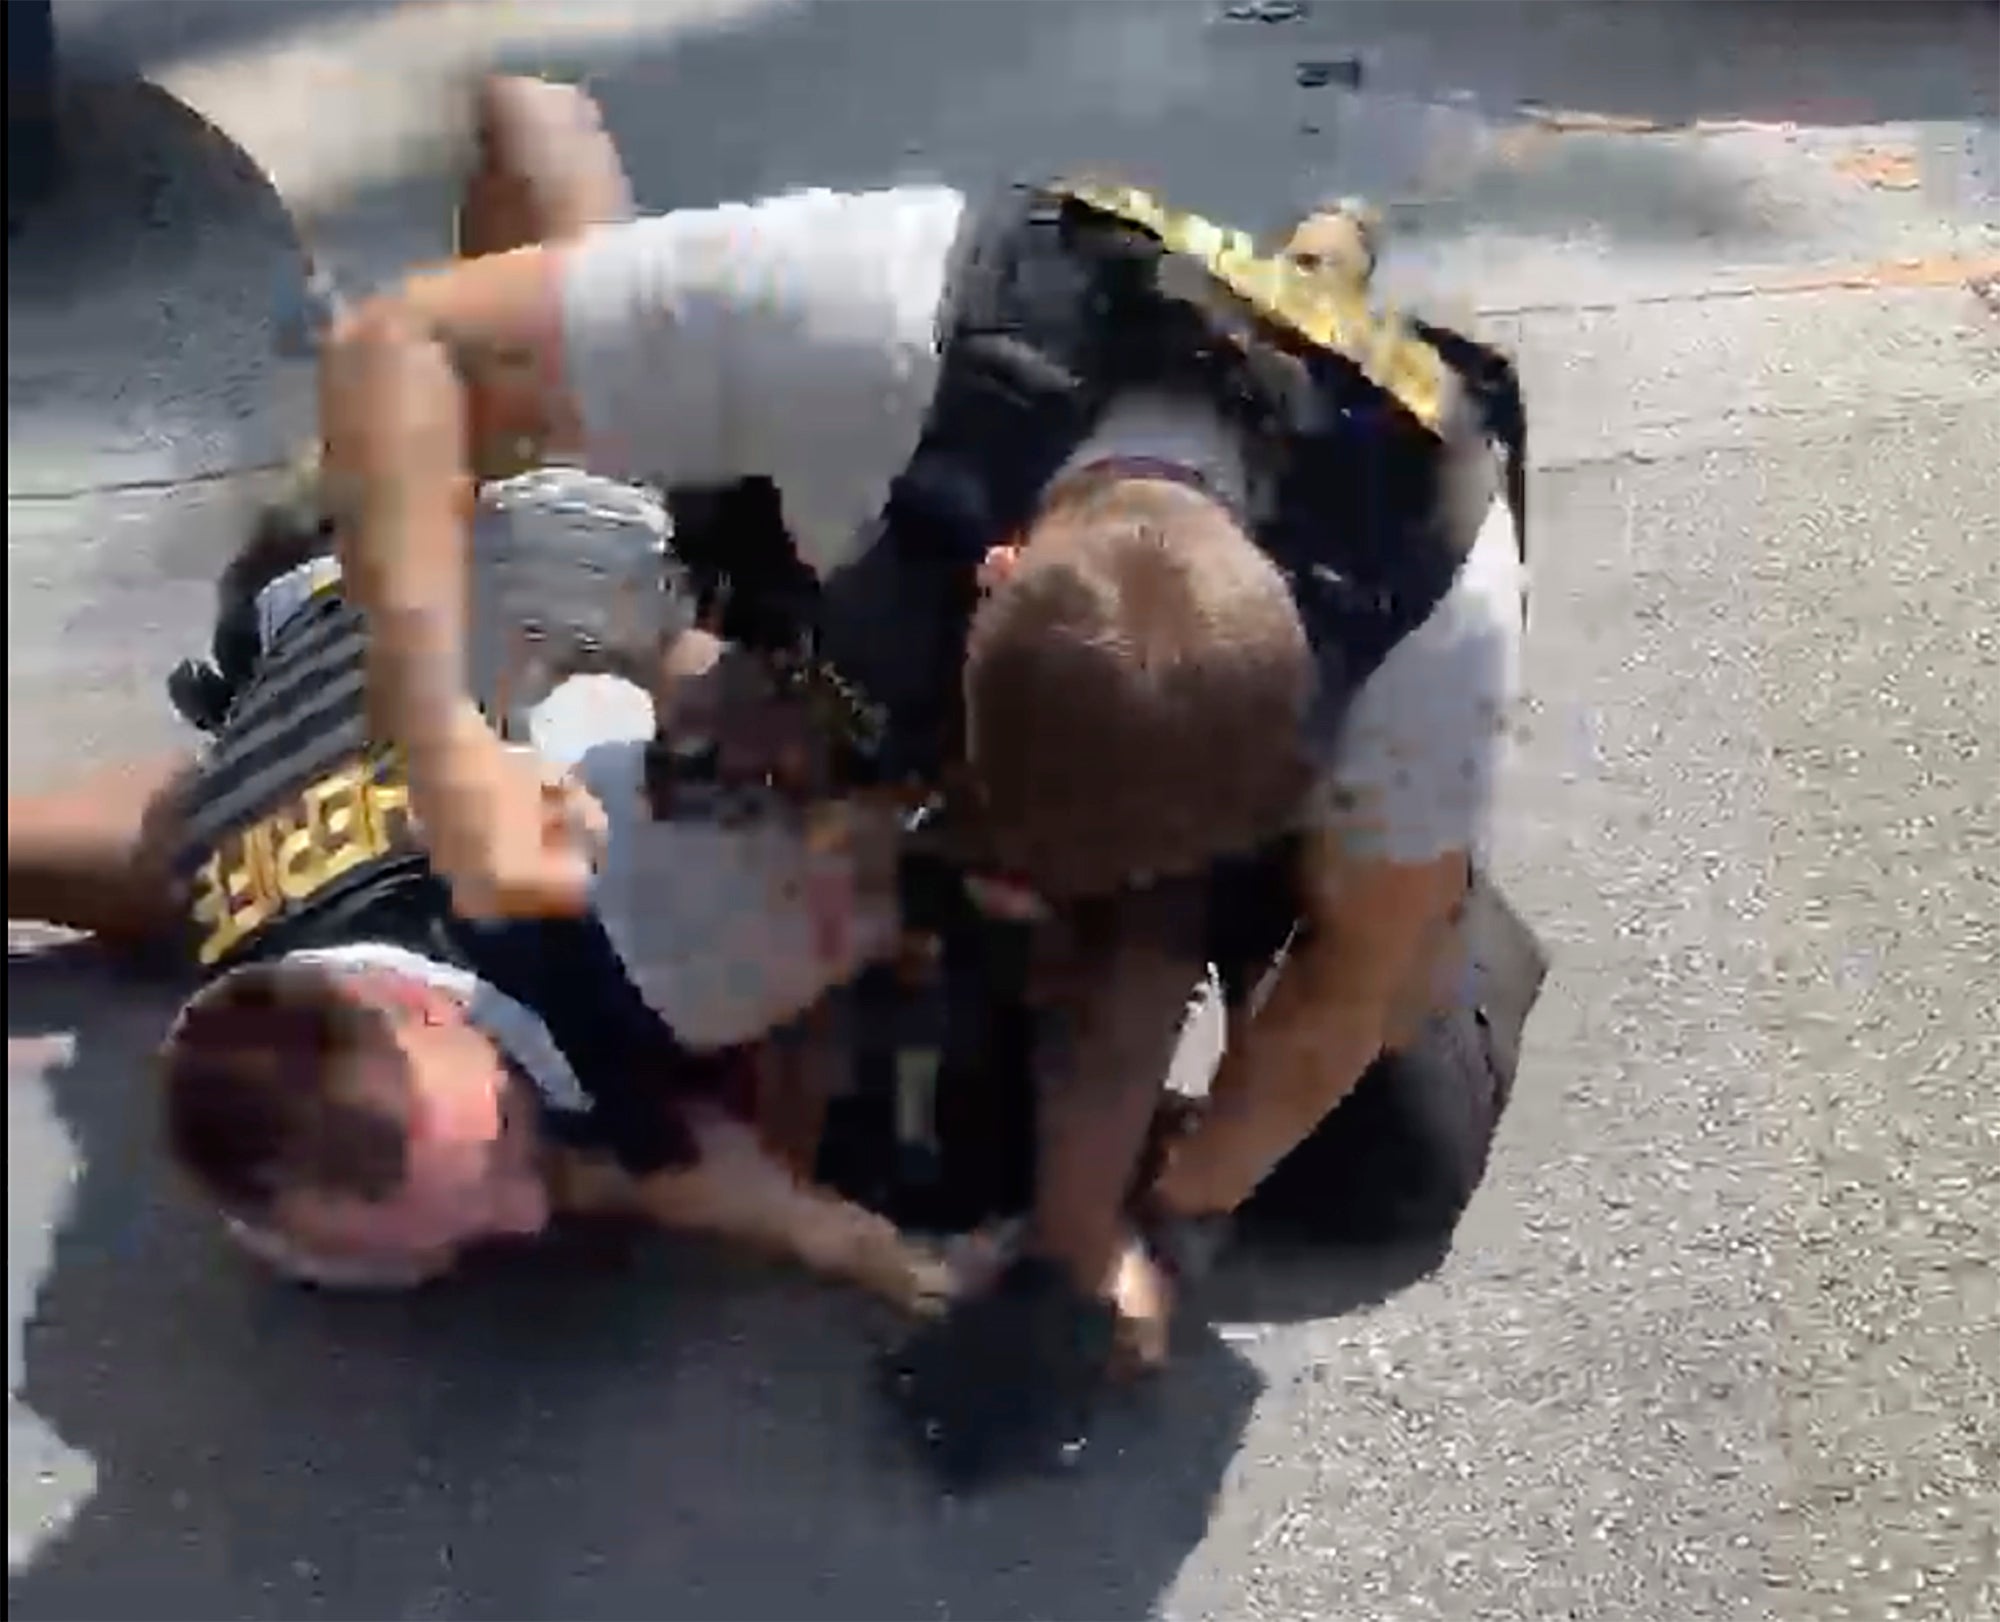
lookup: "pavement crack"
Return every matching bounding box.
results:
[5,458,295,505]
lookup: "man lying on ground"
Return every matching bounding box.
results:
[4,82,941,1311]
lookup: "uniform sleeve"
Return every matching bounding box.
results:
[557,186,967,578]
[1304,497,1526,866]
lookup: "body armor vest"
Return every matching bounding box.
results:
[811,180,1528,786]
[173,583,428,974]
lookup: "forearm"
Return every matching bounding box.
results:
[1029,948,1204,1292]
[353,498,523,913]
[1030,1045,1166,1298]
[1153,940,1391,1218]
[390,251,581,483]
[6,755,194,945]
[1157,835,1470,1218]
[367,611,509,885]
[580,1123,949,1315]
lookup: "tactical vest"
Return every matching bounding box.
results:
[811,180,1529,788]
[169,567,726,1175]
[174,582,436,975]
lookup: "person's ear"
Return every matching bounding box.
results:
[978,543,1024,594]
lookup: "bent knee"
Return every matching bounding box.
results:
[475,75,612,162]
[465,75,633,252]
[1280,204,1378,285]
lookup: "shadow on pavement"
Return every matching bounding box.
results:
[1202,1234,1452,1330]
[6,77,314,499]
[5,77,304,324]
[7,943,1270,1621]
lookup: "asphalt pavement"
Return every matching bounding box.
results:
[9,3,1999,1618]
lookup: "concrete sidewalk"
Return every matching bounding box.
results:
[10,4,2000,1619]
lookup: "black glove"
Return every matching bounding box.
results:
[1137,1204,1232,1290]
[879,1252,1118,1490]
[166,657,235,735]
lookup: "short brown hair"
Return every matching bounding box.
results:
[161,964,413,1219]
[964,477,1313,898]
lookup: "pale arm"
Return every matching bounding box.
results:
[387,247,586,483]
[359,505,600,919]
[1026,915,1208,1295]
[545,1114,953,1316]
[323,303,600,919]
[1151,836,1469,1219]
[1156,492,1525,1216]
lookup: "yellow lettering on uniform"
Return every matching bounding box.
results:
[192,852,246,967]
[192,829,279,966]
[238,822,281,924]
[268,803,322,902]
[305,556,343,601]
[188,750,425,963]
[304,763,378,888]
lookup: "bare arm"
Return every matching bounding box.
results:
[1155,492,1523,1216]
[391,247,585,484]
[1024,887,1209,1295]
[363,575,597,920]
[1151,832,1469,1218]
[6,753,196,946]
[324,302,599,918]
[545,1115,952,1316]
[390,74,629,482]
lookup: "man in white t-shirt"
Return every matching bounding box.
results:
[336,77,1536,1483]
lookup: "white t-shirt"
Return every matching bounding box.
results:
[558,184,1525,866]
[524,672,900,1051]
